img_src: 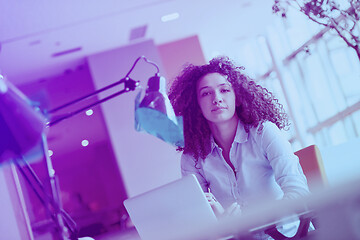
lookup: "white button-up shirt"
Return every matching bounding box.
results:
[181,121,310,209]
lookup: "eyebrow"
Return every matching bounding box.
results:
[198,83,231,92]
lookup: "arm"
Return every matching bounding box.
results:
[181,154,241,218]
[180,153,208,192]
[181,154,223,215]
[259,122,310,199]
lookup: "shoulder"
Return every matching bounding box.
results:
[181,152,195,161]
[180,152,205,175]
[180,152,197,167]
[249,121,287,147]
[249,121,280,137]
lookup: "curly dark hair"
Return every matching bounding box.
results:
[168,56,289,161]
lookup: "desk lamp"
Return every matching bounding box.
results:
[48,56,184,146]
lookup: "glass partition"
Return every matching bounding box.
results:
[242,9,360,151]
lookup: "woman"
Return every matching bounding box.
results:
[168,57,310,238]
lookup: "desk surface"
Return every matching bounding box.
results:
[188,177,360,240]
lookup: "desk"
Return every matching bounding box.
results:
[186,177,360,240]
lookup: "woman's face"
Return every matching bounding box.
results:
[196,73,237,124]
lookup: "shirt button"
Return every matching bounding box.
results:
[233,183,236,187]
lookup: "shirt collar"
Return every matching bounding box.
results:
[210,120,249,152]
[234,120,249,144]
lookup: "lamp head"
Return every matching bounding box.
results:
[135,74,184,147]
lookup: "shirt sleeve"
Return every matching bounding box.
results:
[258,122,310,199]
[180,153,209,192]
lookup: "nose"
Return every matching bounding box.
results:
[212,92,223,105]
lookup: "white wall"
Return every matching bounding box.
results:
[87,40,181,198]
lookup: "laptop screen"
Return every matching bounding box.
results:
[123,174,218,240]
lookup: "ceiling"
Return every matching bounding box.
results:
[0,0,276,86]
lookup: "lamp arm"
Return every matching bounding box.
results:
[48,78,139,127]
[48,78,130,114]
[47,55,160,127]
[124,56,159,78]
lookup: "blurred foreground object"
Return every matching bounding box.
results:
[0,73,76,239]
[0,74,46,164]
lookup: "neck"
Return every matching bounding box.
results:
[208,116,239,152]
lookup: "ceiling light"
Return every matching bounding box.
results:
[161,12,180,22]
[81,139,89,147]
[85,109,93,116]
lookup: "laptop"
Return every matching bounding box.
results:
[123,174,218,240]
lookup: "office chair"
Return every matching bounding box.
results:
[294,145,328,193]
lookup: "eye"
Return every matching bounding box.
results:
[201,91,211,97]
[220,88,231,93]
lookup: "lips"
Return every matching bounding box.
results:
[211,106,227,112]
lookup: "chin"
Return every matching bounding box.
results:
[210,117,234,123]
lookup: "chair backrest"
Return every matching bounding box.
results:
[295,145,328,192]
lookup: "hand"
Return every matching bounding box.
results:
[204,192,224,218]
[223,202,242,217]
